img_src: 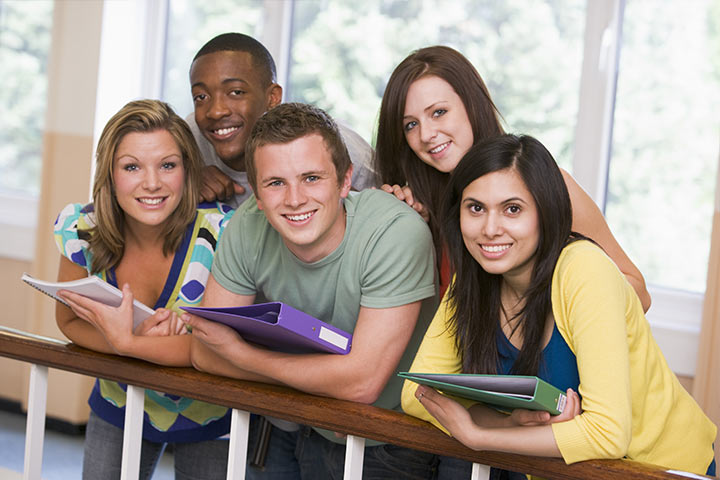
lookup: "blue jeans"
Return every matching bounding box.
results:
[82,410,229,480]
[435,455,527,480]
[245,415,437,479]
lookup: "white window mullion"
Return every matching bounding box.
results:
[572,0,624,209]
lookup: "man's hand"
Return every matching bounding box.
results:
[184,313,246,358]
[200,165,245,202]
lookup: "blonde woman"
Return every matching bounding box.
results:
[54,100,234,479]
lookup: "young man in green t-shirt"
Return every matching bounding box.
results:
[185,102,438,479]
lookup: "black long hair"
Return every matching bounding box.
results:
[441,134,573,375]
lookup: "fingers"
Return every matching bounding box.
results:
[200,166,236,202]
[135,309,170,336]
[171,312,187,335]
[551,388,582,423]
[233,182,246,196]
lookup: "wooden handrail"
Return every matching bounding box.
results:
[0,326,701,480]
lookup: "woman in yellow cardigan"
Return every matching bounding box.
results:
[401,134,716,476]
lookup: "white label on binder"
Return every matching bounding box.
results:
[319,327,348,350]
[556,393,567,413]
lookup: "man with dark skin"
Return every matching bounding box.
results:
[188,33,376,207]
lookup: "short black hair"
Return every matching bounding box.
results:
[192,33,277,85]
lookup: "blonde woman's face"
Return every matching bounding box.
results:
[112,130,185,232]
[402,75,474,173]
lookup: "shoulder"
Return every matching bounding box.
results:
[54,202,95,235]
[554,240,620,279]
[337,122,378,190]
[53,202,94,269]
[196,201,235,233]
[552,240,631,317]
[350,189,431,234]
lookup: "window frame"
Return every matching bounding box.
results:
[2,0,706,375]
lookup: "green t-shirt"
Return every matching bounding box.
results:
[212,189,438,443]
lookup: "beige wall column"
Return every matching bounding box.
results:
[694,141,720,462]
[22,0,104,424]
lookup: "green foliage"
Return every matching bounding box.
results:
[0,0,53,195]
[606,0,720,292]
[287,0,585,168]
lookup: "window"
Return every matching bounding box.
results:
[162,0,262,118]
[287,0,587,170]
[0,0,53,196]
[606,0,720,294]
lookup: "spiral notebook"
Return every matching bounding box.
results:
[21,272,153,331]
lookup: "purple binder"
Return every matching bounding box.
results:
[181,302,352,355]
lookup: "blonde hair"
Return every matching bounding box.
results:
[87,99,201,273]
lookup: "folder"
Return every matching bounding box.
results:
[398,372,566,415]
[181,302,352,355]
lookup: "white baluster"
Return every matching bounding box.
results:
[227,409,250,480]
[343,434,365,480]
[120,384,145,480]
[471,462,491,480]
[23,364,48,480]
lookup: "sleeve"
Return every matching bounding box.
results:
[360,212,436,308]
[337,121,378,190]
[210,207,258,296]
[401,288,475,433]
[550,243,633,463]
[53,203,93,271]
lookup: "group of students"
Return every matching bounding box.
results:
[52,32,716,479]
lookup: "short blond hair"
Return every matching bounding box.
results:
[88,99,201,273]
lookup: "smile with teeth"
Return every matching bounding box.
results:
[285,211,315,222]
[482,244,511,253]
[429,142,450,154]
[138,197,165,205]
[213,126,239,136]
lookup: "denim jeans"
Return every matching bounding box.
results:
[246,415,437,480]
[82,410,229,480]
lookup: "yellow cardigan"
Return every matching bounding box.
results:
[402,240,716,475]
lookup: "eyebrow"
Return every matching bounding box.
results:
[463,196,528,205]
[259,169,331,184]
[403,100,449,120]
[191,77,251,89]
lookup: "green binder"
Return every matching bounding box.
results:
[398,372,567,415]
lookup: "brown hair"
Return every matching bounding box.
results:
[374,46,504,257]
[245,102,351,193]
[88,99,201,273]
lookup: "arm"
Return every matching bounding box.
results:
[55,255,192,366]
[415,385,581,457]
[549,243,635,462]
[199,165,246,203]
[189,275,422,403]
[561,169,651,311]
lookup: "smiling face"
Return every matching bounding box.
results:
[112,130,185,233]
[402,75,474,173]
[254,134,352,263]
[190,50,281,170]
[460,168,540,290]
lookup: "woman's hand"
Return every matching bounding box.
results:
[380,184,429,222]
[136,309,187,337]
[57,283,137,355]
[415,385,482,448]
[508,388,582,426]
